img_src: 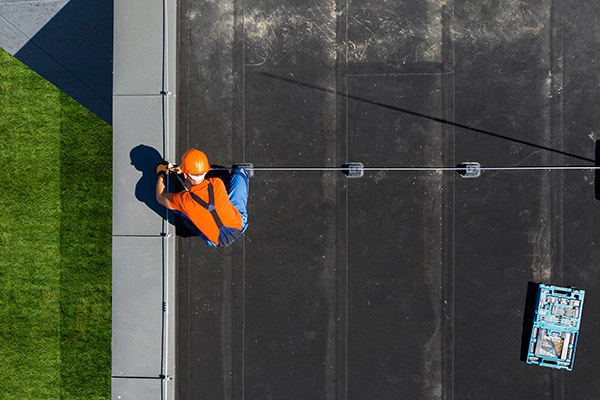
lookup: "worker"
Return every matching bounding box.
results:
[155,149,249,247]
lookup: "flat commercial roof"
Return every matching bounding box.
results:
[175,1,600,399]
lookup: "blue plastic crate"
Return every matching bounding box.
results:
[526,284,585,370]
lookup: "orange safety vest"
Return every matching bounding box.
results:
[169,178,242,246]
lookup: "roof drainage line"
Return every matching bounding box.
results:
[477,166,600,171]
[112,376,164,380]
[160,0,172,398]
[214,166,600,172]
[113,234,170,237]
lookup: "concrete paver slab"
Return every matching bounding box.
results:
[112,377,162,400]
[113,0,164,95]
[112,236,164,377]
[113,95,169,236]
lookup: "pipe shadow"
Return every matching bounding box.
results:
[259,72,595,164]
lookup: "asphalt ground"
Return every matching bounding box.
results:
[176,1,600,399]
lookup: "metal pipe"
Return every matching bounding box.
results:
[211,166,600,172]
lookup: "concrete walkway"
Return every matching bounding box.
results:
[111,0,176,398]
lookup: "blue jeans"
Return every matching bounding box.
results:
[228,167,249,231]
[177,167,249,246]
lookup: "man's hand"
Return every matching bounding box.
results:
[156,167,174,209]
[156,161,169,175]
[169,165,182,174]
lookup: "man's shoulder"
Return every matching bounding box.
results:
[207,177,226,190]
[169,190,187,201]
[167,190,186,210]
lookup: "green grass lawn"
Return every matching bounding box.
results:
[0,49,111,399]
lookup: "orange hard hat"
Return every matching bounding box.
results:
[181,149,210,175]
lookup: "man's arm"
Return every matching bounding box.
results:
[156,173,174,209]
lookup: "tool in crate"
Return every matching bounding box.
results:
[526,284,585,371]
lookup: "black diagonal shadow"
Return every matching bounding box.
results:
[260,72,595,164]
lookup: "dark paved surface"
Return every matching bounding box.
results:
[176,1,600,399]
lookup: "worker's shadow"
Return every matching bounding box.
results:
[129,144,177,226]
[206,165,232,183]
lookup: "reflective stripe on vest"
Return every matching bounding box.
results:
[189,183,242,246]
